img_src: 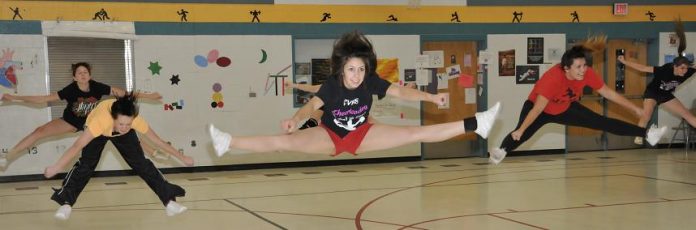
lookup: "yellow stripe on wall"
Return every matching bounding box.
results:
[1,1,693,23]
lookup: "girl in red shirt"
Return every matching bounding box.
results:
[489,36,668,164]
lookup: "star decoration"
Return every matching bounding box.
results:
[170,74,180,85]
[148,61,162,75]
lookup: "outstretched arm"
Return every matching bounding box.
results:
[511,95,549,141]
[285,82,322,93]
[44,131,95,178]
[111,87,162,101]
[597,85,643,117]
[282,96,324,133]
[4,92,60,104]
[385,83,446,106]
[143,129,193,166]
[618,56,654,73]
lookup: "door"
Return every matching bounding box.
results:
[422,41,479,158]
[605,39,647,149]
[566,39,648,152]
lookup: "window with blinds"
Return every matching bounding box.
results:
[47,37,133,119]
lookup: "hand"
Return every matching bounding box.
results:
[149,92,163,100]
[404,82,417,89]
[181,155,194,167]
[431,93,448,106]
[44,164,61,178]
[617,55,626,64]
[284,82,295,89]
[281,118,298,134]
[511,129,524,141]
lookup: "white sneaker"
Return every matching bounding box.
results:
[151,149,170,160]
[208,124,231,157]
[474,102,501,139]
[489,147,507,165]
[645,125,667,146]
[634,136,644,145]
[165,201,187,216]
[54,204,72,220]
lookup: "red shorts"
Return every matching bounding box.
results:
[320,123,373,156]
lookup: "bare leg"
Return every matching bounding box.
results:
[8,119,77,158]
[661,98,696,128]
[634,99,657,145]
[230,127,334,154]
[638,99,657,128]
[357,121,465,153]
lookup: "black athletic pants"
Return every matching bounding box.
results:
[51,130,184,206]
[499,100,647,152]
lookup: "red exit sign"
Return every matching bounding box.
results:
[613,3,628,16]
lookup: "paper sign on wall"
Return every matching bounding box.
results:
[478,51,491,64]
[458,73,474,88]
[415,55,430,68]
[423,50,444,68]
[416,68,431,86]
[465,88,476,104]
[437,72,448,89]
[438,93,450,109]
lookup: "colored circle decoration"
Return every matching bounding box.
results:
[207,49,220,63]
[194,55,208,67]
[216,57,231,67]
[212,83,222,92]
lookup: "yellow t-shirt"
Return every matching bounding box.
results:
[85,99,149,137]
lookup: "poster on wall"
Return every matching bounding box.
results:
[404,69,416,82]
[527,37,544,64]
[516,65,539,84]
[311,59,330,85]
[498,49,515,76]
[376,58,399,83]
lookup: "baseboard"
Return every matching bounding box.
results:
[0,156,421,183]
[507,149,565,157]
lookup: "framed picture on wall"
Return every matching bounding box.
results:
[516,65,539,84]
[311,59,330,85]
[527,37,544,64]
[498,49,515,76]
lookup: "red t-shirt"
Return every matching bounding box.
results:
[528,64,604,115]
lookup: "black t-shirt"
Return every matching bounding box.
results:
[647,63,695,93]
[315,74,391,138]
[57,80,112,129]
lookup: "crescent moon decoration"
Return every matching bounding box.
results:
[259,49,267,63]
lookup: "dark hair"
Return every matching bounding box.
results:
[110,92,139,119]
[675,17,686,57]
[330,30,377,88]
[673,18,691,67]
[71,62,91,76]
[561,35,606,69]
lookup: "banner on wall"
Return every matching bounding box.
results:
[42,21,136,40]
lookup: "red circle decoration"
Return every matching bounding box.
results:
[216,57,231,67]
